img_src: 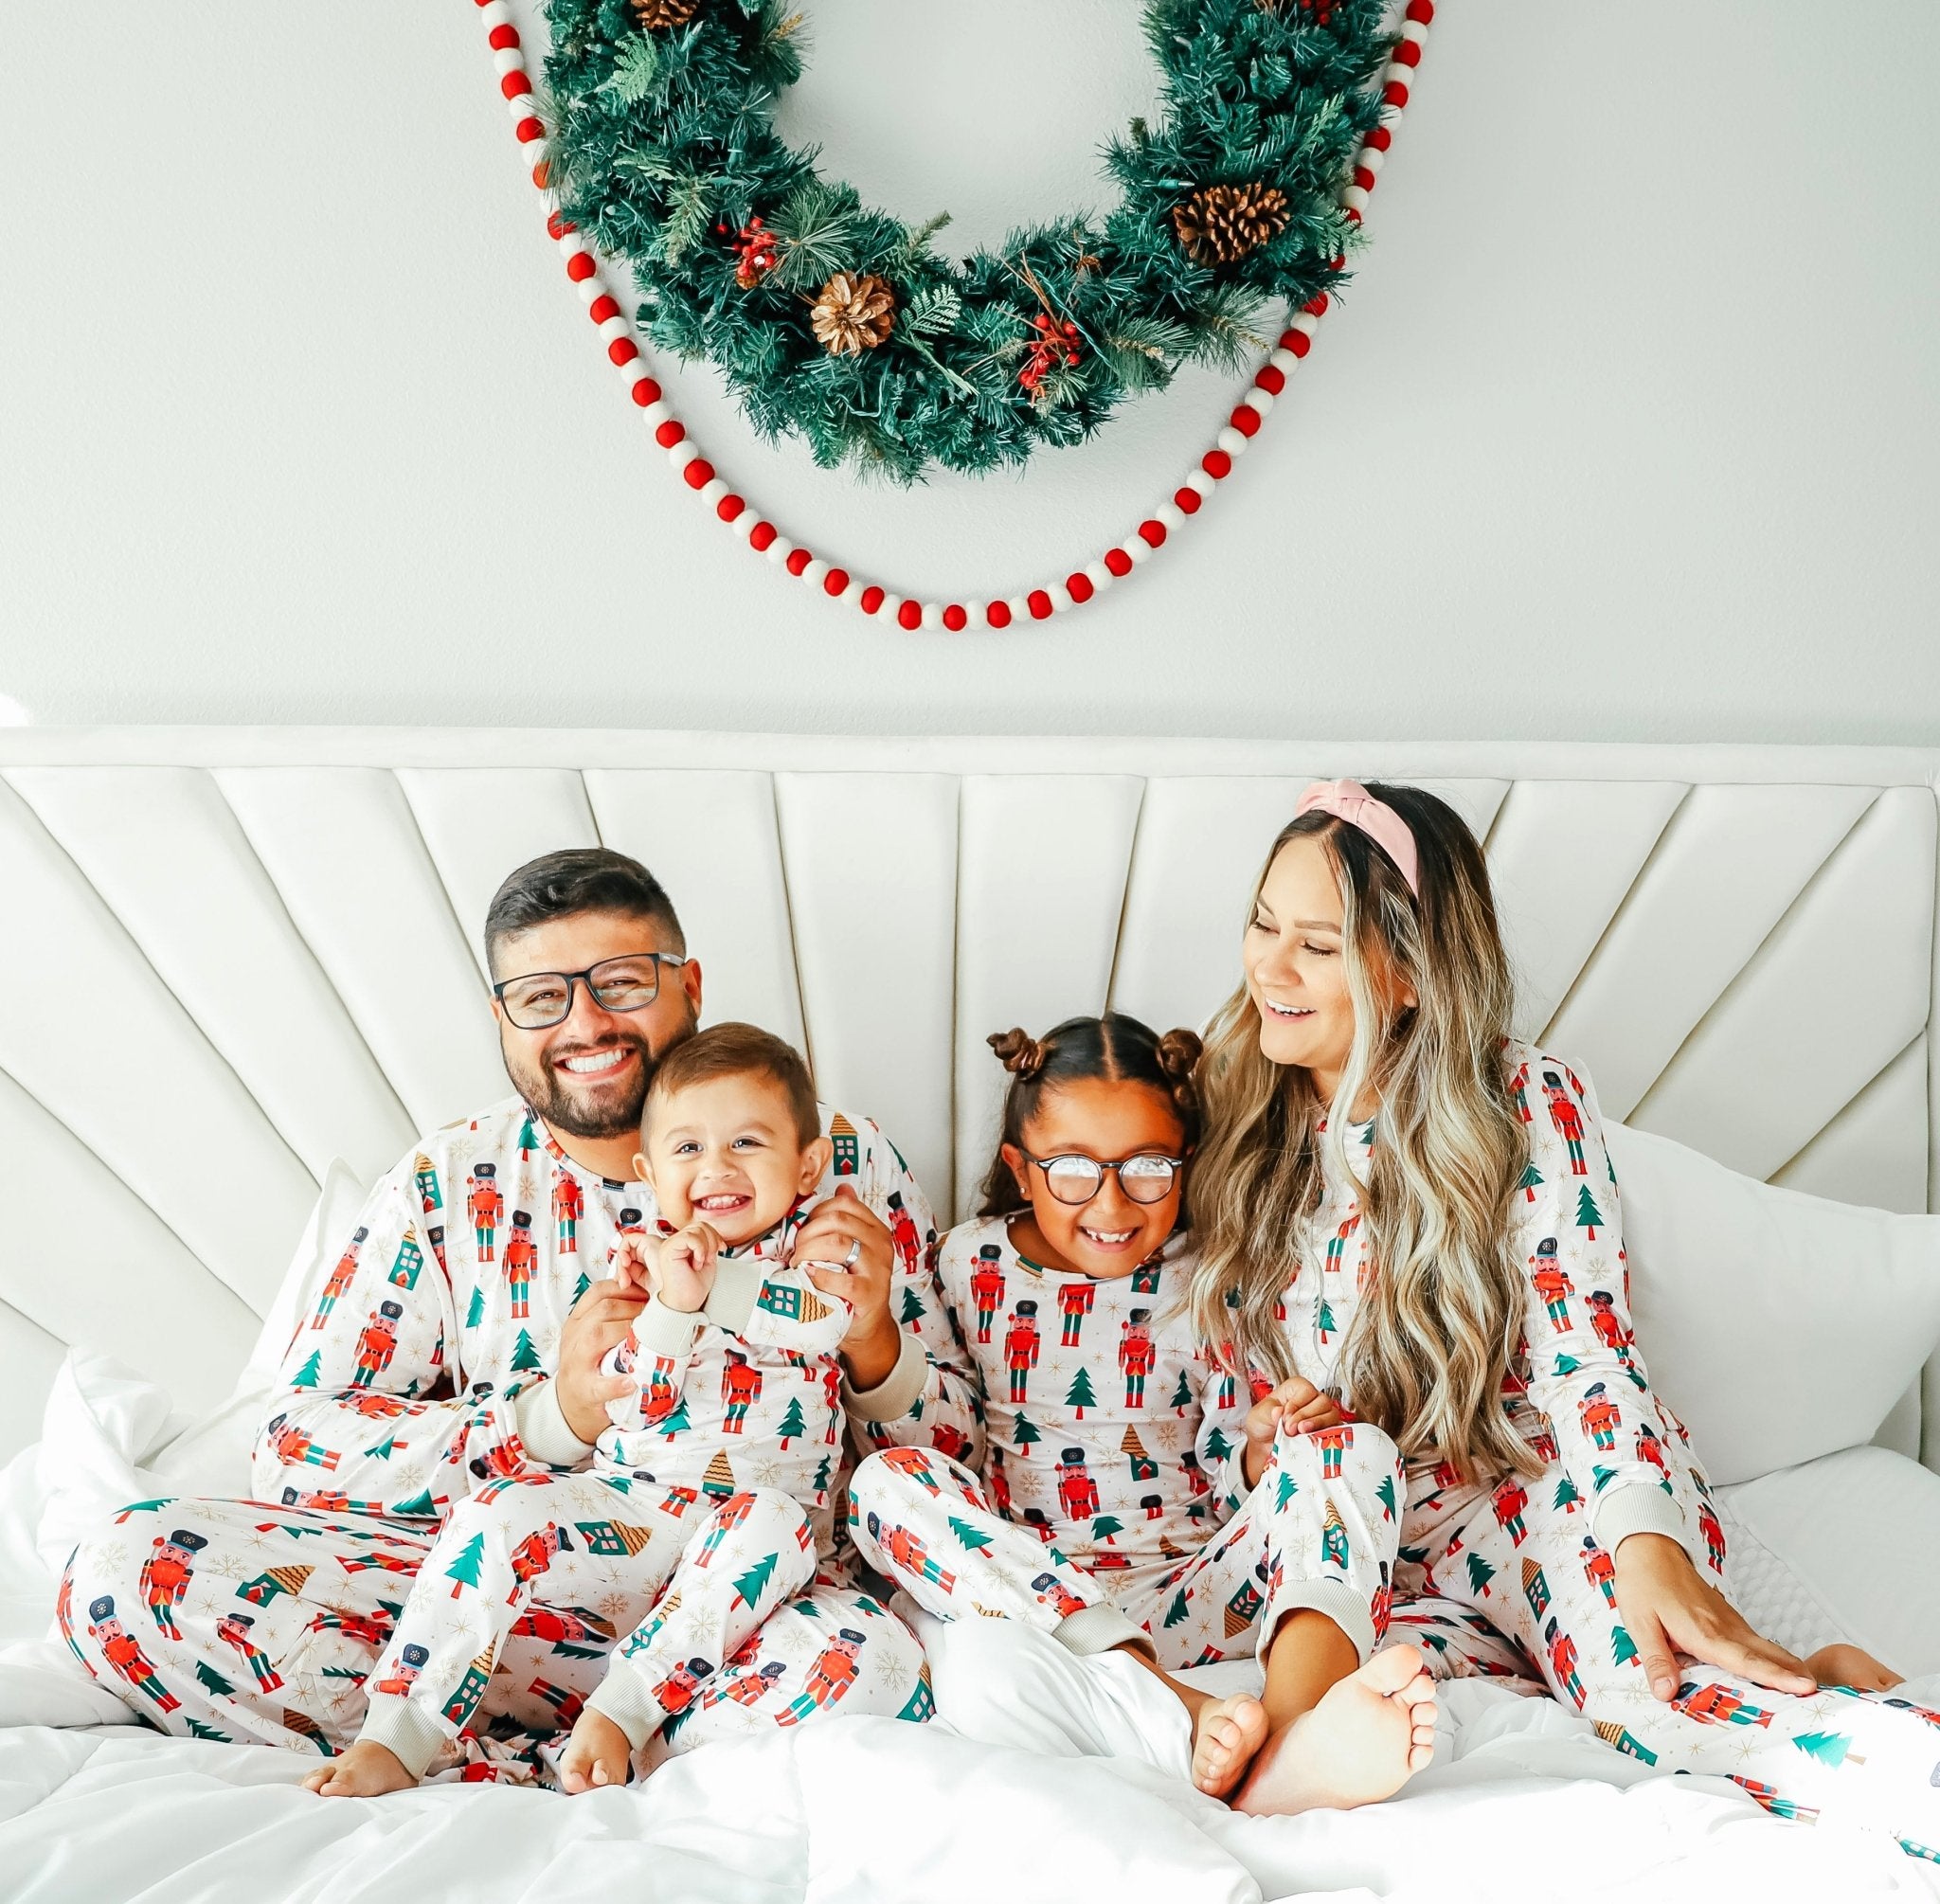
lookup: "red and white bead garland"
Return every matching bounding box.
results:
[472,0,1433,629]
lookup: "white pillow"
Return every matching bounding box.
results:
[1608,1121,1940,1486]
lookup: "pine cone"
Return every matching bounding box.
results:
[810,272,896,356]
[1171,182,1292,267]
[631,0,699,29]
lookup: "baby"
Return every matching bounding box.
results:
[309,1023,856,1796]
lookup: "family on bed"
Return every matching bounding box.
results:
[57,781,1940,1844]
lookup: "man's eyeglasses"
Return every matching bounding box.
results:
[1022,1153,1184,1206]
[493,954,690,1031]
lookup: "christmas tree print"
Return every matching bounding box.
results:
[369,1435,401,1462]
[1575,1186,1604,1237]
[1554,1353,1582,1377]
[1610,1624,1637,1667]
[900,1285,926,1326]
[949,1517,993,1554]
[187,1718,233,1742]
[1012,1412,1042,1449]
[776,1397,807,1446]
[393,1488,437,1518]
[445,1532,487,1596]
[511,1329,543,1374]
[1162,1590,1190,1628]
[1554,1475,1582,1512]
[813,1454,833,1493]
[1792,1731,1865,1769]
[1376,1474,1398,1519]
[658,1399,693,1437]
[1276,1471,1298,1512]
[1091,1515,1123,1544]
[1518,1161,1545,1203]
[1465,1553,1496,1595]
[292,1351,322,1390]
[465,1286,485,1330]
[1171,1371,1194,1413]
[1317,1299,1338,1341]
[1205,1427,1234,1464]
[733,1552,778,1609]
[572,1271,591,1304]
[195,1661,235,1699]
[1065,1369,1097,1418]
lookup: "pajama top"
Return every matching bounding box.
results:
[253,1096,981,1526]
[932,1217,1248,1595]
[1224,1040,1695,1566]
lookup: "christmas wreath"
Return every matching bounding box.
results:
[538,0,1402,483]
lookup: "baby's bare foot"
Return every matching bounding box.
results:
[559,1707,636,1794]
[1233,1644,1437,1817]
[1805,1642,1900,1693]
[1191,1693,1270,1798]
[303,1738,416,1798]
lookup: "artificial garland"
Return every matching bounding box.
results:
[538,0,1403,483]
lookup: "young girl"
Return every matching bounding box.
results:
[1185,778,1931,1834]
[848,1015,1438,1810]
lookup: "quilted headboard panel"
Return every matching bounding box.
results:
[2,730,1935,1470]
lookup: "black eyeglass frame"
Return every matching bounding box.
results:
[1020,1152,1187,1207]
[492,953,691,1030]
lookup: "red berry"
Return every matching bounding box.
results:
[566,251,596,282]
[943,604,967,631]
[655,420,684,448]
[682,458,713,490]
[860,585,886,615]
[1175,486,1201,515]
[785,548,812,577]
[630,376,662,406]
[1255,365,1286,396]
[825,568,850,598]
[749,521,777,552]
[608,338,639,366]
[1202,449,1232,479]
[986,601,1013,628]
[716,494,745,522]
[898,600,924,630]
[1105,548,1133,578]
[1028,590,1053,620]
[590,295,620,324]
[488,24,519,48]
[1230,405,1262,438]
[1066,573,1094,604]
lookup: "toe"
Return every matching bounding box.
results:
[1358,1644,1429,1696]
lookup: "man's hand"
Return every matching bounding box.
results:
[1613,1532,1818,1702]
[1241,1376,1343,1489]
[796,1185,900,1391]
[554,1272,649,1446]
[651,1224,722,1314]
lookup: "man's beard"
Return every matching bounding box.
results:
[503,1012,691,1141]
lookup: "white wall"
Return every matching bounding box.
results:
[3,1,1936,743]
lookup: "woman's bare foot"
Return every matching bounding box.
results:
[1190,1694,1271,1798]
[1233,1643,1437,1817]
[302,1739,416,1797]
[1805,1642,1900,1693]
[559,1707,636,1794]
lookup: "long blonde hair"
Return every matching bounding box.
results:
[1183,783,1536,1482]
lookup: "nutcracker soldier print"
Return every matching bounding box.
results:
[1182,778,1931,1838]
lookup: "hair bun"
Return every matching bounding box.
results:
[988,1027,1049,1079]
[1154,1029,1205,1082]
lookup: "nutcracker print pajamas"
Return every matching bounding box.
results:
[61,1097,977,1780]
[849,1219,1405,1672]
[1290,1042,1940,1842]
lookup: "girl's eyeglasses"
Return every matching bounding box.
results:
[1023,1153,1183,1206]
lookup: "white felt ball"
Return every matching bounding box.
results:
[1216,426,1249,458]
[1083,561,1114,593]
[1184,469,1216,499]
[920,602,943,632]
[764,534,795,565]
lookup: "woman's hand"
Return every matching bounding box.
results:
[1613,1532,1817,1702]
[795,1186,901,1389]
[1241,1376,1343,1488]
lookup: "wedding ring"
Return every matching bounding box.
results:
[841,1237,861,1269]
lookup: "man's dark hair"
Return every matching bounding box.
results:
[483,849,685,976]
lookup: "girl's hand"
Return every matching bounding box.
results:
[1612,1532,1818,1701]
[1242,1377,1342,1488]
[653,1224,722,1314]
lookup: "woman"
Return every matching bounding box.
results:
[1186,778,1933,1837]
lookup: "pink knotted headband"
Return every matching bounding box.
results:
[1294,780,1420,896]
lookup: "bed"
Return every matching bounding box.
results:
[3,728,1938,1902]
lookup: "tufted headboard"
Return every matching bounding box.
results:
[3,729,1935,1468]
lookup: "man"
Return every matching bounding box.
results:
[63,849,979,1780]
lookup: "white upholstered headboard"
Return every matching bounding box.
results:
[2,730,1934,1469]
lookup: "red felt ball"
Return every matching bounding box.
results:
[1406,0,1434,19]
[1136,519,1165,549]
[1174,487,1201,515]
[1392,39,1421,65]
[898,600,924,630]
[1279,329,1312,358]
[1382,79,1410,108]
[985,601,1012,628]
[1366,125,1392,153]
[749,521,778,552]
[655,420,684,448]
[566,251,596,281]
[716,494,745,522]
[590,294,620,325]
[943,604,967,631]
[1027,590,1054,620]
[515,115,545,144]
[500,72,531,100]
[608,338,638,367]
[682,458,713,490]
[825,568,850,597]
[1343,207,1363,226]
[1065,573,1094,605]
[1354,166,1374,192]
[1202,449,1232,479]
[1230,405,1262,439]
[1105,548,1134,578]
[1255,365,1286,396]
[489,24,520,48]
[785,548,812,577]
[530,159,550,188]
[1303,292,1331,317]
[545,213,571,242]
[860,585,886,615]
[630,376,662,407]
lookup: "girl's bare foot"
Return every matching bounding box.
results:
[1804,1642,1900,1693]
[1190,1694,1270,1798]
[559,1708,635,1794]
[1233,1644,1437,1817]
[303,1739,416,1797]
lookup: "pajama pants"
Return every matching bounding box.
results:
[60,1490,930,1784]
[1390,1450,1940,1847]
[847,1424,1405,1673]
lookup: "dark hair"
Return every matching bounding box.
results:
[977,1013,1203,1219]
[483,849,684,977]
[643,1021,820,1147]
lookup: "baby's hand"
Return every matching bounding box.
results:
[1242,1377,1344,1488]
[652,1222,722,1315]
[609,1236,653,1298]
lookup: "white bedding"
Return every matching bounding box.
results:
[4,1360,1939,1902]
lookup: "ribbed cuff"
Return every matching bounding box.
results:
[358,1694,451,1781]
[583,1658,666,1752]
[1053,1603,1148,1659]
[841,1329,926,1424]
[1266,1575,1378,1668]
[1594,1481,1696,1565]
[633,1298,703,1358]
[702,1258,763,1336]
[513,1378,594,1469]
